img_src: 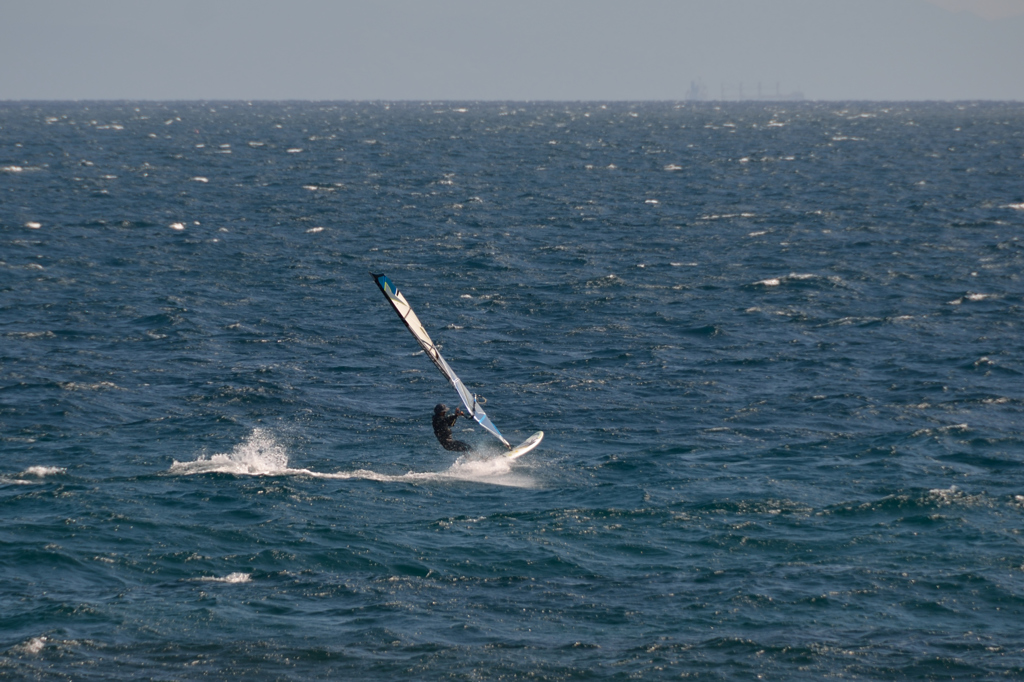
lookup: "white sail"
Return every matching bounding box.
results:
[372,273,511,448]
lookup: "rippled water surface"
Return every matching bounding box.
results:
[2,101,1024,679]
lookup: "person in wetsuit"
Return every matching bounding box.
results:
[432,403,472,451]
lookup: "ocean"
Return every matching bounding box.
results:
[2,101,1023,679]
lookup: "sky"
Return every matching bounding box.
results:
[1,0,1022,101]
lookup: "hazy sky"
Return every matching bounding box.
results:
[2,0,1022,101]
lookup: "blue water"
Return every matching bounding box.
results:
[2,101,1024,679]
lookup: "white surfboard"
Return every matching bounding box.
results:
[506,431,543,460]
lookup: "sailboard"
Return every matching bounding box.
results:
[506,431,544,460]
[371,273,512,449]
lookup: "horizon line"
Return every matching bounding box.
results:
[2,98,1024,104]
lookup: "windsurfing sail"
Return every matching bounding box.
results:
[371,273,511,448]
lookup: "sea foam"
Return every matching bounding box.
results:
[195,572,252,583]
[170,428,289,475]
[170,428,536,488]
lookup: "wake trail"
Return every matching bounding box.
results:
[169,428,536,488]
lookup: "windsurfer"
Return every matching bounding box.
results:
[432,403,472,452]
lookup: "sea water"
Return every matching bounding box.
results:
[2,101,1023,679]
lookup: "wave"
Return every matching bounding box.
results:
[819,485,1006,517]
[751,272,845,289]
[23,466,66,477]
[193,572,252,584]
[12,636,47,655]
[169,428,537,488]
[0,466,66,485]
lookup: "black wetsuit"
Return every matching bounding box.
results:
[432,409,471,452]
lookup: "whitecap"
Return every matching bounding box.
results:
[196,572,252,584]
[60,381,121,391]
[16,636,47,654]
[755,278,781,286]
[287,148,303,153]
[306,226,324,233]
[0,465,65,485]
[2,165,24,172]
[26,221,41,229]
[950,293,994,305]
[5,330,55,339]
[169,222,186,230]
[912,423,969,437]
[927,485,986,508]
[191,176,209,183]
[23,466,66,477]
[1006,203,1024,210]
